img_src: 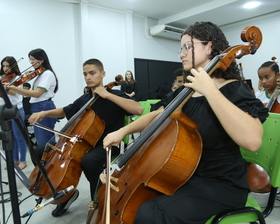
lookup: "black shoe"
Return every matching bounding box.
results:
[52,189,79,217]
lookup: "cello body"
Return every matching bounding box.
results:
[270,101,280,113]
[28,76,123,205]
[247,162,271,193]
[92,113,202,224]
[29,109,105,204]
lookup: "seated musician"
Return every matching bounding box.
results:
[28,58,143,217]
[256,58,280,106]
[103,21,269,223]
[249,58,280,193]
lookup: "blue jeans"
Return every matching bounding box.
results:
[30,100,57,146]
[12,108,27,162]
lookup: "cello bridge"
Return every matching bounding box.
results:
[47,143,62,152]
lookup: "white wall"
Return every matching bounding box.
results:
[222,11,280,91]
[1,0,280,128]
[133,16,180,62]
[0,0,80,110]
[0,0,180,109]
[87,6,127,85]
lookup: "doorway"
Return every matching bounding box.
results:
[134,58,182,101]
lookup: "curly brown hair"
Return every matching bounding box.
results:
[182,21,241,80]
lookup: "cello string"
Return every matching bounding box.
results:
[119,56,224,157]
[265,57,280,111]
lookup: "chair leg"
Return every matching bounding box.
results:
[262,187,278,218]
[211,207,265,224]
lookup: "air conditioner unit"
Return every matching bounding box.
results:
[150,24,185,41]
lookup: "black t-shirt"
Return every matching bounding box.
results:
[63,89,132,146]
[157,81,269,189]
[121,83,137,95]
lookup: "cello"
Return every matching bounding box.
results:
[28,75,123,205]
[90,26,262,224]
[247,56,279,193]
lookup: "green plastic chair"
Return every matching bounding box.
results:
[147,99,161,112]
[104,116,132,167]
[206,112,280,224]
[132,101,151,121]
[146,99,160,105]
[122,115,131,149]
[132,99,161,121]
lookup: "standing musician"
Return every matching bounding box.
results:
[0,56,27,170]
[103,21,269,223]
[28,59,143,217]
[255,58,280,105]
[8,48,59,147]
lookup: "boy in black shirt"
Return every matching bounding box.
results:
[28,58,143,217]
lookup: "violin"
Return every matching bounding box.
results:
[1,73,18,83]
[1,73,18,96]
[10,67,44,87]
[0,57,24,83]
[90,26,263,224]
[28,75,124,205]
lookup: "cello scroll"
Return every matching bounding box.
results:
[209,26,262,74]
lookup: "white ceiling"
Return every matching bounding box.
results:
[85,0,280,28]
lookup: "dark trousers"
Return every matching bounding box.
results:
[134,175,248,224]
[81,145,119,199]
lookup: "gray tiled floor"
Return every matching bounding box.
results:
[1,144,280,224]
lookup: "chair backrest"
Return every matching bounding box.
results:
[240,112,280,188]
[147,99,161,112]
[132,101,151,121]
[147,99,161,105]
[123,115,131,145]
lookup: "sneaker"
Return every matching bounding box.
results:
[51,189,79,217]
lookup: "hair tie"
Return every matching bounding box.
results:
[271,56,277,63]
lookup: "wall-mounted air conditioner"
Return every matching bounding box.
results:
[150,24,185,41]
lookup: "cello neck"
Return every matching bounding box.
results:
[60,77,123,133]
[61,95,98,132]
[117,55,224,168]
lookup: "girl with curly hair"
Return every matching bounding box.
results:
[103,21,268,223]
